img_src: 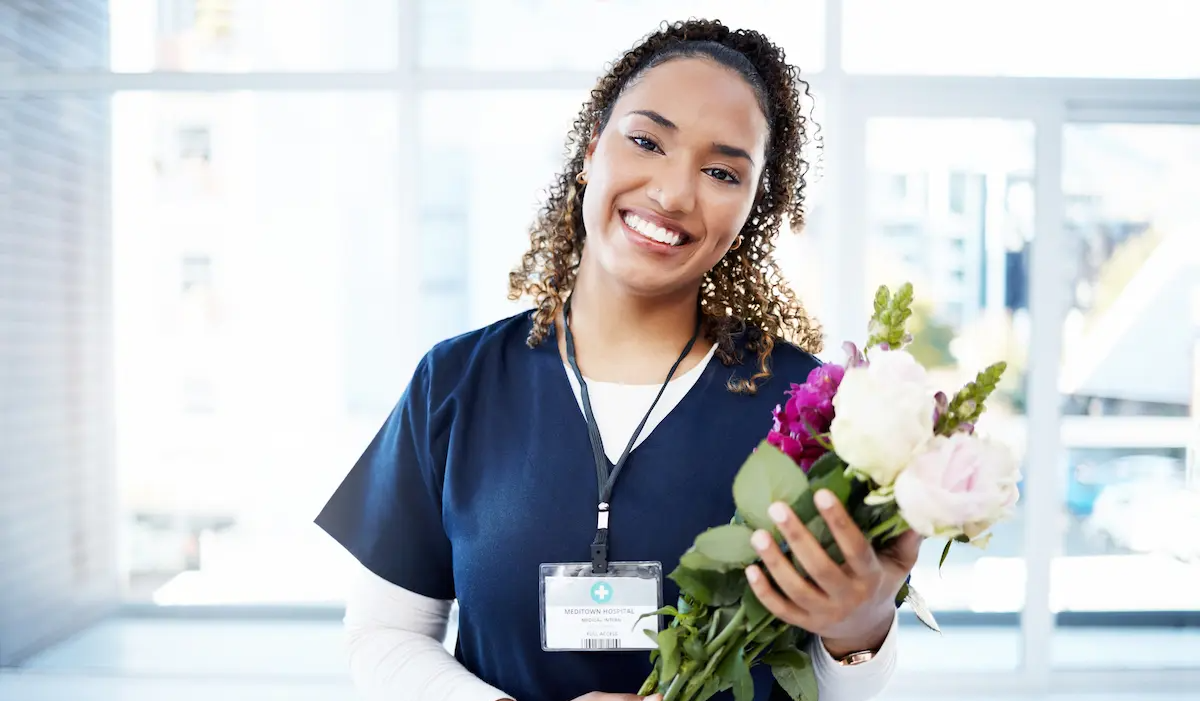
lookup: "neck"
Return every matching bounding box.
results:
[558,262,707,384]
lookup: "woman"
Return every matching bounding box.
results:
[316,19,920,701]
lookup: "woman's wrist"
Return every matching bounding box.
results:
[819,605,894,659]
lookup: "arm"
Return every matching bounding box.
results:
[343,565,515,701]
[806,611,899,701]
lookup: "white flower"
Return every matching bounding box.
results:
[893,432,1022,540]
[830,349,934,486]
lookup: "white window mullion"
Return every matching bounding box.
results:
[823,88,866,353]
[396,0,423,370]
[1020,100,1067,691]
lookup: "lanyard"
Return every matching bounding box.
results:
[562,295,701,573]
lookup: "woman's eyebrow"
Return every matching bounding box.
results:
[627,109,756,166]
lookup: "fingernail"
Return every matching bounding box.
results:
[745,566,760,583]
[768,502,790,524]
[751,530,772,551]
[815,489,837,510]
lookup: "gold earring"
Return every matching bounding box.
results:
[576,171,588,185]
[730,235,743,251]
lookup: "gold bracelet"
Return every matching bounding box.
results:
[836,649,877,666]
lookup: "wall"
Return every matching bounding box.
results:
[0,0,116,666]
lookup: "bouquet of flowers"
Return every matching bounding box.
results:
[637,283,1022,701]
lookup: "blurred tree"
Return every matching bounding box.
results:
[907,302,956,369]
[1086,227,1163,329]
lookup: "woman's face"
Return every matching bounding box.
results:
[580,57,770,299]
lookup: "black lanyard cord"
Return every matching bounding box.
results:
[562,294,701,572]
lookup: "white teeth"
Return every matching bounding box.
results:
[623,213,684,246]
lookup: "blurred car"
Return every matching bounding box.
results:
[1066,454,1182,516]
[1087,481,1200,562]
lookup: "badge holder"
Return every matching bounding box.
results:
[543,297,692,653]
[539,560,663,652]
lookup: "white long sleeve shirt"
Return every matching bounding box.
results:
[339,344,898,701]
[342,567,898,701]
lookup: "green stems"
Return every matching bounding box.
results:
[704,607,747,657]
[644,603,794,701]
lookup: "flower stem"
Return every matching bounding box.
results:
[637,667,659,697]
[746,620,787,662]
[866,513,902,542]
[703,606,747,657]
[662,660,697,701]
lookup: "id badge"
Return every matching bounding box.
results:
[539,561,663,652]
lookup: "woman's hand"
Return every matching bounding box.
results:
[744,489,922,657]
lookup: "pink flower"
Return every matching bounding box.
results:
[893,432,1022,540]
[768,364,845,471]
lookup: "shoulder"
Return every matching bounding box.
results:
[768,337,824,378]
[719,324,823,395]
[412,308,537,401]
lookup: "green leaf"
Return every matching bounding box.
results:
[695,677,722,701]
[800,515,845,568]
[732,648,755,701]
[733,440,810,535]
[669,566,744,607]
[804,451,844,480]
[683,631,709,662]
[694,524,759,570]
[765,649,819,701]
[635,605,679,628]
[659,628,682,681]
[939,538,954,571]
[679,549,725,572]
[644,628,660,645]
[715,645,753,700]
[791,463,853,525]
[742,583,771,629]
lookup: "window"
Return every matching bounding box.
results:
[866,120,1034,650]
[844,0,1200,78]
[1053,124,1200,656]
[176,127,211,161]
[419,0,825,72]
[109,0,399,72]
[180,255,212,292]
[112,92,403,603]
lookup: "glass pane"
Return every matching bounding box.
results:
[864,118,1034,669]
[112,92,404,604]
[419,0,825,73]
[107,0,398,72]
[845,0,1200,78]
[1053,123,1200,668]
[418,91,582,340]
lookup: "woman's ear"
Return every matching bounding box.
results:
[582,126,600,173]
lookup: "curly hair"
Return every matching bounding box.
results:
[507,19,823,394]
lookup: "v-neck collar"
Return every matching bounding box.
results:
[536,315,722,467]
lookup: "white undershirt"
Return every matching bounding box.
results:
[340,346,899,701]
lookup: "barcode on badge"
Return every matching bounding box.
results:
[583,638,622,650]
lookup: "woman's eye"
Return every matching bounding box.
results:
[630,136,661,153]
[705,168,740,184]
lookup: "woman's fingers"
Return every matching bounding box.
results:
[749,525,825,613]
[768,500,850,596]
[814,490,881,580]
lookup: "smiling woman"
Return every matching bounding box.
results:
[509,33,823,392]
[316,19,906,701]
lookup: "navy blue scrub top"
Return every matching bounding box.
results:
[315,311,821,701]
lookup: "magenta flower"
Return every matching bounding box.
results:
[768,364,845,471]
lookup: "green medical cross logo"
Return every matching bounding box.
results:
[590,581,613,604]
